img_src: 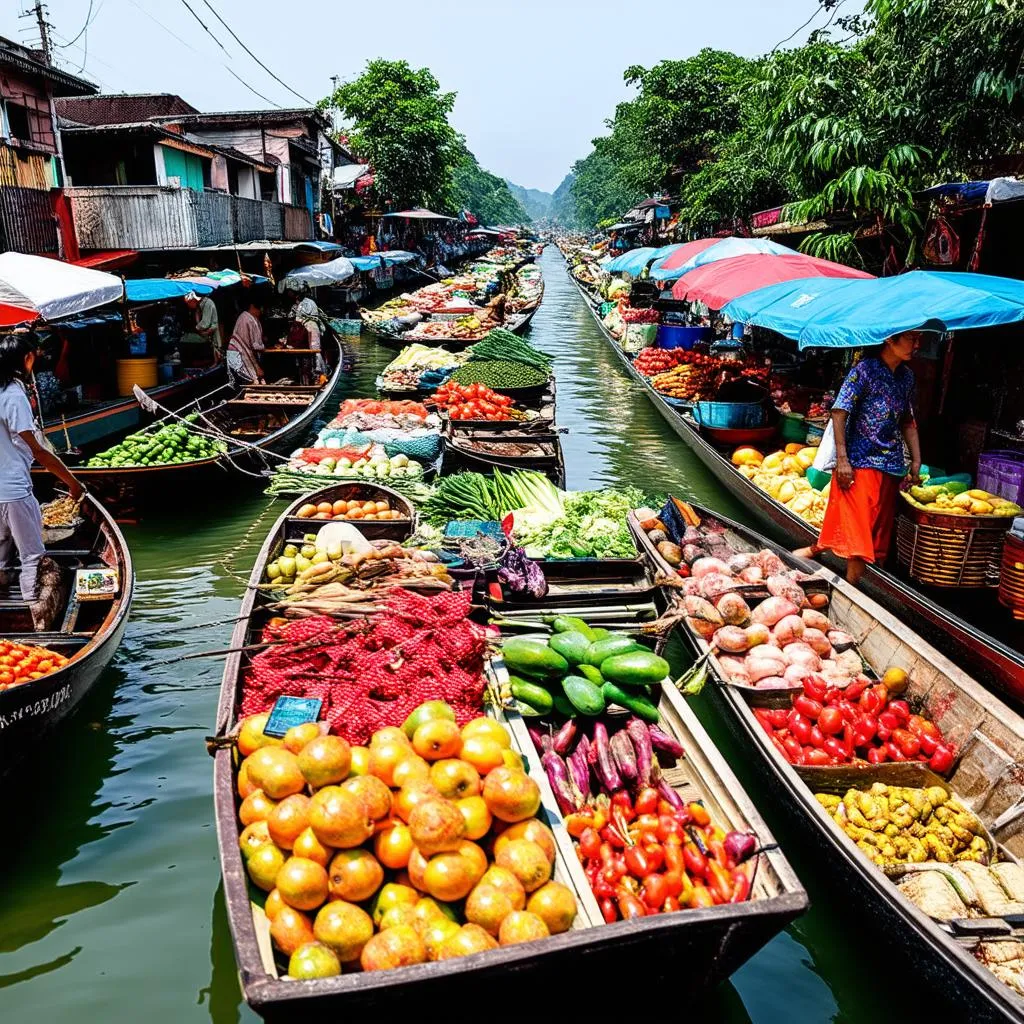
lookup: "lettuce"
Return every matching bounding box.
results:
[511,487,644,559]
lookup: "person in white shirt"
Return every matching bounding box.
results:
[184,292,223,361]
[226,300,265,384]
[0,334,84,603]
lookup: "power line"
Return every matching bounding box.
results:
[225,66,281,108]
[125,0,203,56]
[196,0,312,105]
[57,0,95,48]
[771,1,828,52]
[178,0,229,54]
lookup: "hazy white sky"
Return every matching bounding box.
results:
[4,0,827,192]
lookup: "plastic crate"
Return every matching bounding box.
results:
[655,325,712,350]
[978,450,1024,504]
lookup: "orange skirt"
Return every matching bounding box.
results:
[817,468,901,564]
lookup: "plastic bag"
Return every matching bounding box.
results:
[813,420,837,472]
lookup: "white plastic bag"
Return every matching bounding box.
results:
[813,420,837,472]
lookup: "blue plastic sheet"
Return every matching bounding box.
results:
[604,247,657,276]
[125,279,213,302]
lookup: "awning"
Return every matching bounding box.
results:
[382,208,456,220]
[376,250,418,264]
[191,240,343,253]
[604,247,657,276]
[172,270,269,290]
[672,253,873,308]
[604,221,643,233]
[349,256,381,272]
[722,270,1024,349]
[0,252,123,327]
[651,236,795,282]
[279,256,355,290]
[73,249,138,271]
[649,238,721,280]
[126,279,214,302]
[332,163,370,189]
[916,177,1024,206]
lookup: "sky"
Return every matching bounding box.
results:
[4,0,828,193]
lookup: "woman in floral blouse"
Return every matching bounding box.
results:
[797,331,923,583]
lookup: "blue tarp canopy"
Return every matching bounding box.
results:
[648,243,685,263]
[279,256,355,291]
[125,279,213,302]
[376,250,418,264]
[605,247,657,276]
[349,256,381,271]
[652,236,795,282]
[722,270,1024,349]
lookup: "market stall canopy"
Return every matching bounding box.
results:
[382,208,456,220]
[0,252,123,327]
[331,163,369,190]
[722,270,1024,349]
[376,250,418,264]
[279,256,355,290]
[648,243,685,263]
[604,221,644,233]
[652,237,794,282]
[174,270,269,290]
[673,252,873,308]
[126,279,213,302]
[648,238,721,280]
[917,177,1024,206]
[605,247,657,276]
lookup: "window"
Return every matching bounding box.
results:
[5,102,30,142]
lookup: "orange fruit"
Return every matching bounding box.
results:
[526,881,577,934]
[409,797,466,856]
[412,719,462,761]
[459,736,505,775]
[247,843,286,891]
[297,735,352,788]
[292,826,333,867]
[340,775,392,821]
[264,888,287,921]
[238,713,281,757]
[348,746,370,776]
[435,923,497,960]
[502,749,524,771]
[392,755,432,789]
[465,883,515,937]
[288,941,341,979]
[368,740,412,787]
[309,786,373,849]
[495,839,551,892]
[369,726,410,748]
[374,822,414,869]
[456,795,492,840]
[460,717,511,749]
[314,900,374,962]
[882,666,909,696]
[327,848,384,903]
[393,781,440,823]
[493,819,556,864]
[283,722,322,754]
[246,747,305,800]
[360,925,426,971]
[239,820,272,860]
[479,865,526,910]
[456,840,488,887]
[422,918,460,960]
[276,856,330,911]
[499,910,550,945]
[239,788,277,826]
[267,793,311,850]
[407,847,429,892]
[237,759,258,799]
[422,851,475,902]
[429,759,481,800]
[370,882,419,925]
[482,766,541,823]
[270,905,316,957]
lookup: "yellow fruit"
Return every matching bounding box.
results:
[436,923,497,960]
[247,843,286,891]
[465,883,515,936]
[264,888,286,920]
[392,755,432,789]
[308,786,374,848]
[237,760,258,799]
[239,789,277,826]
[369,726,410,748]
[283,722,322,754]
[526,881,577,934]
[276,856,330,911]
[238,713,281,757]
[430,758,481,800]
[499,910,550,945]
[412,719,463,761]
[314,900,374,962]
[368,740,411,787]
[394,781,441,823]
[460,717,512,749]
[270,905,315,957]
[378,904,419,931]
[348,746,370,776]
[761,451,784,471]
[494,820,556,864]
[341,775,393,822]
[370,883,419,926]
[360,925,426,971]
[731,446,763,467]
[501,749,524,771]
[246,747,306,800]
[479,866,526,910]
[297,735,351,789]
[288,941,341,979]
[327,848,384,903]
[456,795,492,840]
[459,736,506,775]
[292,826,333,867]
[457,840,488,887]
[422,918,460,960]
[495,839,551,892]
[881,667,909,696]
[239,820,272,860]
[375,822,415,869]
[409,797,466,856]
[482,766,541,823]
[422,851,475,902]
[267,793,311,850]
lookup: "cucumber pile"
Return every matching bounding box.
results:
[85,413,227,468]
[499,616,669,724]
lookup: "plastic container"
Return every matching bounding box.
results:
[806,467,832,491]
[116,357,157,396]
[779,413,807,444]
[693,400,767,430]
[977,450,1024,504]
[128,331,147,356]
[805,422,826,445]
[656,325,713,350]
[157,362,174,384]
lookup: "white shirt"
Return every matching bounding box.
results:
[0,380,36,501]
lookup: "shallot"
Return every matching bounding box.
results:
[751,596,800,628]
[773,614,805,645]
[692,556,731,579]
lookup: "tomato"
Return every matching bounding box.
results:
[886,740,907,762]
[781,735,803,763]
[770,735,789,760]
[818,707,844,735]
[600,897,618,923]
[787,710,812,744]
[682,843,707,878]
[624,846,651,878]
[642,872,669,909]
[892,728,921,758]
[823,737,848,762]
[804,747,831,766]
[656,814,686,844]
[859,684,888,715]
[837,700,859,723]
[866,745,889,764]
[888,699,911,721]
[918,731,939,756]
[852,714,877,746]
[767,708,789,729]
[617,891,647,919]
[634,787,659,816]
[908,715,941,740]
[793,695,823,720]
[929,743,955,774]
[579,827,602,860]
[878,710,901,733]
[843,677,869,700]
[802,676,827,702]
[809,724,825,748]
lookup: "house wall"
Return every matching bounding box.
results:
[0,142,53,188]
[161,146,206,190]
[0,68,57,153]
[63,133,157,185]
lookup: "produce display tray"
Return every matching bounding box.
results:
[284,516,413,543]
[487,567,658,608]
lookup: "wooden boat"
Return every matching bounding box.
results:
[573,275,1024,704]
[0,492,133,778]
[633,502,1024,1022]
[444,429,565,486]
[213,486,806,1018]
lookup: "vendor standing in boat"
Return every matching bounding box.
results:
[226,300,265,385]
[184,291,223,362]
[796,331,922,584]
[289,298,327,384]
[0,334,84,605]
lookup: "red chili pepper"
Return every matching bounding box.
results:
[617,890,647,919]
[853,714,877,746]
[767,708,790,729]
[810,725,825,748]
[643,843,665,873]
[600,897,617,923]
[918,731,939,756]
[823,736,848,762]
[611,790,635,821]
[887,740,907,762]
[642,872,669,909]
[782,734,804,764]
[656,814,686,844]
[802,676,827,702]
[664,841,684,875]
[634,813,660,837]
[866,745,888,764]
[708,839,729,869]
[788,711,812,745]
[843,677,868,701]
[793,694,823,721]
[682,842,707,878]
[804,747,831,766]
[892,728,921,758]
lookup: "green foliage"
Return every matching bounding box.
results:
[570,150,637,231]
[550,172,578,227]
[451,150,528,225]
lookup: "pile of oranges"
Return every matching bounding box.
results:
[0,641,69,689]
[234,701,578,979]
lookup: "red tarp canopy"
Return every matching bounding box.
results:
[672,252,874,308]
[73,249,138,271]
[650,238,721,275]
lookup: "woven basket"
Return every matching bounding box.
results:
[999,532,1024,618]
[895,507,1009,588]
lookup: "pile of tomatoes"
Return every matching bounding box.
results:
[431,381,522,421]
[633,347,690,376]
[567,788,755,922]
[754,674,956,771]
[0,641,69,689]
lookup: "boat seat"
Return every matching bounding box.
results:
[0,558,68,633]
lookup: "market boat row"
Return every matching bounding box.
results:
[561,240,1024,705]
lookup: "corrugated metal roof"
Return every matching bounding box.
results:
[56,93,198,126]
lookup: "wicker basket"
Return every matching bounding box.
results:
[999,532,1024,618]
[895,506,1009,588]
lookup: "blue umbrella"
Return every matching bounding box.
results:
[652,236,795,282]
[604,247,657,276]
[722,270,1024,349]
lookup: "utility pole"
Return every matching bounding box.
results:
[32,0,51,64]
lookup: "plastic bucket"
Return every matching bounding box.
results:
[693,400,766,429]
[157,362,174,384]
[116,357,158,396]
[779,413,807,443]
[656,325,712,350]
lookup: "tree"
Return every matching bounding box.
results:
[569,150,636,230]
[328,60,462,210]
[451,149,528,224]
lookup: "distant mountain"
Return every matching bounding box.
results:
[505,181,553,223]
[550,172,577,227]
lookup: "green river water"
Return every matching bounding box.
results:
[1,249,923,1022]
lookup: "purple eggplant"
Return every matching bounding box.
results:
[528,725,552,754]
[576,732,591,764]
[724,830,758,864]
[648,724,685,759]
[657,776,685,811]
[567,746,592,802]
[552,718,577,756]
[592,721,622,793]
[609,730,638,786]
[541,751,577,815]
[626,717,653,788]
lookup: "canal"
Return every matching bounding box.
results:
[1,247,918,1022]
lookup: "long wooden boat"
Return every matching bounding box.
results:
[0,492,133,778]
[573,275,1024,704]
[634,502,1024,1022]
[213,485,806,1018]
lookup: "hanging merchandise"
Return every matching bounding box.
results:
[922,216,960,266]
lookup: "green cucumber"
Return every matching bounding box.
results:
[561,675,607,716]
[576,663,605,686]
[590,627,611,641]
[501,637,569,677]
[548,631,591,666]
[600,650,671,686]
[584,636,644,667]
[510,676,554,714]
[551,693,578,718]
[601,681,660,723]
[551,616,598,642]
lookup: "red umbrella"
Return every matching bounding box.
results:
[649,238,720,278]
[672,252,873,308]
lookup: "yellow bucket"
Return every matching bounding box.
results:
[116,357,158,397]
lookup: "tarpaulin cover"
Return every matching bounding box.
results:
[648,243,686,263]
[382,209,456,220]
[673,252,873,308]
[722,270,1024,349]
[126,279,214,302]
[279,256,355,290]
[376,250,418,264]
[0,252,123,326]
[652,236,794,282]
[917,178,1024,205]
[350,256,381,271]
[604,247,657,275]
[648,238,721,281]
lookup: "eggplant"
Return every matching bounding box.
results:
[567,746,592,802]
[657,776,685,811]
[592,721,622,793]
[541,751,577,815]
[626,717,654,788]
[552,718,577,756]
[648,724,685,759]
[609,730,638,786]
[528,725,552,753]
